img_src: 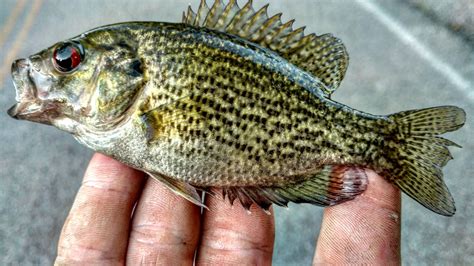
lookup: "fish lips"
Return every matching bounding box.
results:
[8,58,55,124]
[7,101,56,124]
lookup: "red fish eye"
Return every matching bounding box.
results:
[53,42,83,72]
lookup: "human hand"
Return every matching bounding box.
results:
[55,153,401,265]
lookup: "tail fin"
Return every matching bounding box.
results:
[388,106,466,216]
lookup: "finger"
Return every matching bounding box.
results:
[56,153,146,265]
[197,192,275,265]
[126,178,201,265]
[314,169,401,265]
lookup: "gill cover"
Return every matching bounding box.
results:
[86,39,145,128]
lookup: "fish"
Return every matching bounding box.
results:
[7,0,465,216]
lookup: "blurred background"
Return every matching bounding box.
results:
[0,0,472,264]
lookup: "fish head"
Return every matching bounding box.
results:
[8,29,145,134]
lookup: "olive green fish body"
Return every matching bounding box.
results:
[86,23,387,187]
[8,0,466,215]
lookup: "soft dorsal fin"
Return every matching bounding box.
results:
[182,0,349,95]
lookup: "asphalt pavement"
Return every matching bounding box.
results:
[1,0,473,265]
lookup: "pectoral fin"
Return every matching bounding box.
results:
[147,172,207,209]
[139,95,199,143]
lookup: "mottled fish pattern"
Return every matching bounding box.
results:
[8,0,465,215]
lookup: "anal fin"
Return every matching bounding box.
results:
[222,165,368,210]
[147,172,207,209]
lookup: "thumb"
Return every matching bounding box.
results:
[314,169,401,265]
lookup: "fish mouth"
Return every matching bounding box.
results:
[7,101,56,124]
[8,58,55,124]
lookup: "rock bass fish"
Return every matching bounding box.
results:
[8,0,465,216]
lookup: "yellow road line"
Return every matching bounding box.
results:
[0,0,43,88]
[0,0,27,49]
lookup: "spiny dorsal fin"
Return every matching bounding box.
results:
[182,0,349,95]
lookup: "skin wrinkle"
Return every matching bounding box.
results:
[200,227,273,253]
[130,223,192,246]
[81,180,137,195]
[197,251,268,266]
[56,256,124,265]
[358,193,399,211]
[57,242,124,263]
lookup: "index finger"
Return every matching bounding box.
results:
[314,169,401,265]
[56,153,146,265]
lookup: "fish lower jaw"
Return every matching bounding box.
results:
[8,102,43,119]
[51,116,81,134]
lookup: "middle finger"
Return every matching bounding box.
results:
[126,177,201,264]
[196,191,275,265]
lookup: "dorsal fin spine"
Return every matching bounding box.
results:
[254,13,280,43]
[231,0,254,30]
[215,0,239,29]
[204,0,223,27]
[194,0,209,26]
[244,4,269,36]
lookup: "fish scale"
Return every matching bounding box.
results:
[130,24,385,187]
[7,0,465,215]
